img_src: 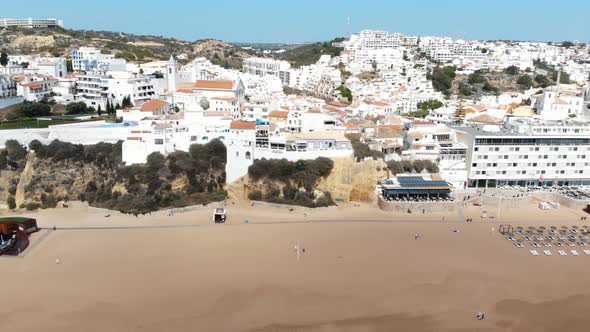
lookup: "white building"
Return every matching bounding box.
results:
[76,72,157,109]
[455,119,590,188]
[0,75,17,99]
[533,86,586,120]
[71,47,116,72]
[243,57,291,78]
[226,121,353,182]
[0,18,63,28]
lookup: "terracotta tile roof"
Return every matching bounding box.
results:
[194,80,234,90]
[325,106,346,115]
[306,109,321,114]
[65,72,84,79]
[343,122,358,129]
[462,104,487,112]
[126,137,141,141]
[371,101,390,107]
[280,106,290,110]
[140,100,169,112]
[21,83,42,89]
[326,101,349,108]
[377,124,402,131]
[230,120,256,130]
[269,110,289,118]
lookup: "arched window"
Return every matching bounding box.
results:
[245,151,251,160]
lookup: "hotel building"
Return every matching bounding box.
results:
[455,119,590,188]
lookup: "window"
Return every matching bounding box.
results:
[155,139,164,145]
[245,151,251,160]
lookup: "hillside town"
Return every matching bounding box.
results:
[1,24,590,208]
[4,5,590,332]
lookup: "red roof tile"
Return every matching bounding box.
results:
[230,120,256,130]
[194,80,234,90]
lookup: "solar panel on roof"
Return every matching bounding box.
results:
[397,176,450,188]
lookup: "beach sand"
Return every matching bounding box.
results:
[1,198,589,331]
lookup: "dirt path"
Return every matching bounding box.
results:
[15,151,35,207]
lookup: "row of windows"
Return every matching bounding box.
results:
[475,154,587,160]
[475,170,584,175]
[474,162,590,167]
[475,138,590,146]
[476,146,587,152]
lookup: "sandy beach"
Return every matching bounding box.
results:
[1,197,590,332]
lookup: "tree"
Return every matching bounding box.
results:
[482,81,499,94]
[561,41,575,48]
[429,66,456,96]
[336,85,353,103]
[66,59,73,73]
[199,97,210,110]
[7,196,16,210]
[534,74,550,88]
[468,71,486,84]
[417,100,444,112]
[459,83,473,96]
[146,152,166,174]
[0,52,8,67]
[517,75,533,89]
[121,95,133,109]
[552,71,571,84]
[20,102,51,117]
[505,65,519,75]
[5,140,27,162]
[28,139,43,153]
[386,161,403,175]
[97,105,103,116]
[423,160,439,173]
[115,103,121,110]
[65,101,88,114]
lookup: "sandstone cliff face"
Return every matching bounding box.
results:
[317,157,387,203]
[228,157,386,206]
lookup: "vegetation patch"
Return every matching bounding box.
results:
[7,139,227,214]
[247,157,335,208]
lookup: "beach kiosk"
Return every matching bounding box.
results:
[0,217,38,235]
[213,208,226,223]
[0,217,37,256]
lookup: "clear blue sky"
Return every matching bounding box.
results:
[4,0,589,43]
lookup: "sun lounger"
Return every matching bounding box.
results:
[543,250,552,256]
[571,250,580,256]
[530,250,540,256]
[583,250,590,255]
[558,250,567,256]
